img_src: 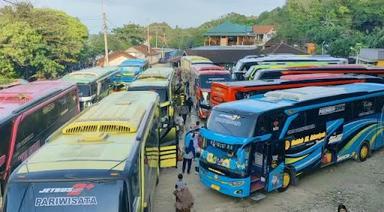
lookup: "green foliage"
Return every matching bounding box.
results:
[0,3,89,79]
[255,0,384,57]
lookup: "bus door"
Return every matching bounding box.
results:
[265,140,285,192]
[249,142,269,193]
[159,126,179,168]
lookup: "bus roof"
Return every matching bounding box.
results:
[129,78,169,88]
[192,64,225,72]
[136,67,174,80]
[119,58,148,67]
[215,83,384,114]
[62,67,118,84]
[284,64,384,71]
[16,91,159,175]
[182,56,213,64]
[240,54,347,63]
[196,70,231,76]
[218,73,379,87]
[0,80,75,122]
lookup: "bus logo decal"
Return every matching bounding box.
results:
[35,196,97,207]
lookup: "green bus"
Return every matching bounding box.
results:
[4,91,161,212]
[62,67,119,110]
[129,67,180,168]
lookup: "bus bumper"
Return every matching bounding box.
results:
[199,167,250,198]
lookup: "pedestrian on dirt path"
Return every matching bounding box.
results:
[182,134,195,174]
[192,132,201,174]
[175,173,187,191]
[185,97,193,113]
[180,104,189,125]
[338,204,348,212]
[173,183,194,212]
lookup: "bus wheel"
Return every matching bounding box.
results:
[358,143,370,162]
[278,169,291,192]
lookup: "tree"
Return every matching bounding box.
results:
[112,24,145,46]
[0,3,89,79]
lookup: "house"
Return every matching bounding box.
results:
[358,48,384,66]
[204,22,256,46]
[96,51,136,67]
[252,25,275,45]
[203,22,277,47]
[125,44,161,64]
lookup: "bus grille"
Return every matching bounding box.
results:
[62,121,134,134]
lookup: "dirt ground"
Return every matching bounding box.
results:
[154,147,384,212]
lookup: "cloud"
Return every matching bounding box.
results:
[31,0,286,33]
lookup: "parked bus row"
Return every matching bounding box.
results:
[177,54,384,200]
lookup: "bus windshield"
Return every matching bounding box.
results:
[129,86,168,102]
[199,75,231,89]
[207,110,257,137]
[5,180,127,212]
[119,66,140,73]
[78,84,96,97]
[0,121,12,171]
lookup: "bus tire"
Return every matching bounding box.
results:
[278,169,292,192]
[358,142,370,162]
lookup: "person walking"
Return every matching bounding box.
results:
[182,134,195,174]
[185,97,193,113]
[173,180,194,212]
[180,104,189,125]
[192,132,201,174]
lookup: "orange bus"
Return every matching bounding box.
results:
[210,73,384,107]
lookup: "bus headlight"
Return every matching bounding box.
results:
[230,181,244,187]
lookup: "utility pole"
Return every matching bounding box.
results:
[147,25,151,64]
[102,0,109,66]
[155,30,158,49]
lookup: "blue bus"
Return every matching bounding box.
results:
[112,59,149,90]
[199,83,384,198]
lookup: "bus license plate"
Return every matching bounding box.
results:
[211,184,220,191]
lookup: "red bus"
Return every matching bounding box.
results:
[190,64,231,119]
[0,80,79,193]
[210,73,384,107]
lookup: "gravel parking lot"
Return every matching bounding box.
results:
[154,139,384,212]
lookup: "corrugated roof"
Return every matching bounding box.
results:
[204,22,254,36]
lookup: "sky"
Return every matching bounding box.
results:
[4,0,286,34]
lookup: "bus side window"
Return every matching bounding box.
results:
[375,97,384,113]
[0,121,12,172]
[130,156,140,198]
[255,115,271,136]
[353,98,375,118]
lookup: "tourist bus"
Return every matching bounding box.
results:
[111,59,149,90]
[62,67,119,110]
[0,79,28,90]
[199,83,384,198]
[250,65,384,80]
[3,91,160,212]
[232,54,348,80]
[129,67,179,168]
[210,73,384,106]
[180,56,213,81]
[244,63,327,81]
[0,81,79,194]
[190,64,231,119]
